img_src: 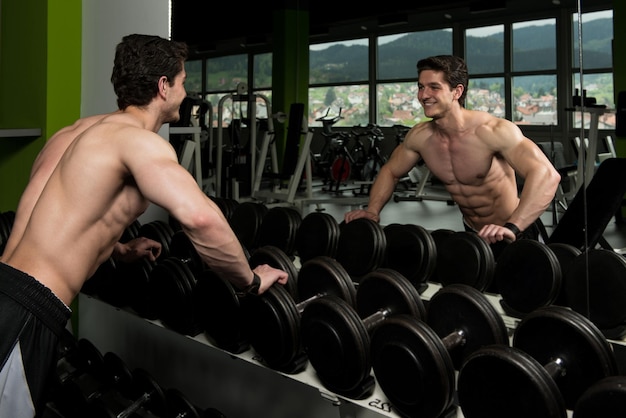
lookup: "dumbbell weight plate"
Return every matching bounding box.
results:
[563,248,626,332]
[547,242,581,306]
[371,315,456,418]
[229,201,268,253]
[300,295,372,398]
[436,231,495,291]
[335,218,386,280]
[430,228,455,284]
[295,212,340,263]
[297,256,357,307]
[240,284,302,372]
[427,283,509,368]
[356,268,426,320]
[513,305,618,409]
[573,376,626,418]
[458,344,566,418]
[382,223,437,291]
[193,269,249,354]
[257,206,302,258]
[370,284,508,418]
[495,239,562,317]
[301,268,425,399]
[169,230,204,276]
[103,352,134,398]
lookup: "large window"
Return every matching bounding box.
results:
[187,6,613,132]
[376,29,452,125]
[309,39,369,128]
[572,10,614,129]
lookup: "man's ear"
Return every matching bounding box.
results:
[454,84,465,100]
[158,76,169,96]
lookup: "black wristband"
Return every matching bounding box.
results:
[241,272,261,296]
[503,222,523,239]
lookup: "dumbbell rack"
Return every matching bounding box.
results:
[77,282,626,418]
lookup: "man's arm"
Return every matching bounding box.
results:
[481,120,560,241]
[345,138,422,223]
[505,137,561,231]
[126,132,287,294]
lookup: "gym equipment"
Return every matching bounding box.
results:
[573,375,626,418]
[562,247,626,339]
[88,368,166,418]
[294,211,340,263]
[252,103,316,205]
[240,255,356,373]
[215,83,270,199]
[193,269,251,354]
[370,284,509,418]
[256,206,302,259]
[193,245,298,354]
[434,231,495,291]
[149,256,202,336]
[228,201,268,253]
[548,157,626,251]
[457,305,618,418]
[300,268,425,399]
[335,218,386,280]
[54,350,135,417]
[382,223,437,293]
[494,239,562,318]
[248,245,299,299]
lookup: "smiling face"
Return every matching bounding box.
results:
[417,69,464,120]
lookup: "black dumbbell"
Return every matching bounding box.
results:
[300,268,426,399]
[573,375,626,418]
[370,283,509,418]
[240,254,357,374]
[192,245,299,355]
[52,337,109,416]
[457,305,618,418]
[493,239,562,317]
[435,231,495,291]
[382,223,437,293]
[88,368,166,418]
[164,388,226,418]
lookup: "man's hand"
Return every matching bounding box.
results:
[477,224,516,244]
[344,209,380,223]
[113,237,162,263]
[253,263,289,295]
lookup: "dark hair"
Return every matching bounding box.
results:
[111,34,188,110]
[417,55,468,106]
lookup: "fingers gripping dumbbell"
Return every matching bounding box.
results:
[192,245,299,355]
[370,283,509,418]
[300,268,426,399]
[89,368,166,418]
[241,254,357,374]
[457,305,618,418]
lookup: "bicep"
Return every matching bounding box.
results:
[384,142,421,179]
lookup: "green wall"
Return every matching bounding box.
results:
[0,0,81,212]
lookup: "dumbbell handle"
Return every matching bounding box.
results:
[544,357,566,380]
[362,307,392,331]
[440,329,466,350]
[116,391,152,418]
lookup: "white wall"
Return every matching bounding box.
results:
[81,0,171,223]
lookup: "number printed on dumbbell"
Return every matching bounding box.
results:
[368,398,393,413]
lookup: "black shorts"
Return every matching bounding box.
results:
[0,262,72,418]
